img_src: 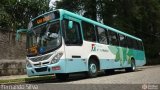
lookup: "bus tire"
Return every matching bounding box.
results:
[87,59,98,78]
[56,73,69,81]
[125,59,136,72]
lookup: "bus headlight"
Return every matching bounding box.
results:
[51,52,63,64]
[26,61,32,67]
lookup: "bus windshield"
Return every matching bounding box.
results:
[27,21,61,56]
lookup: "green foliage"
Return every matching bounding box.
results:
[56,0,97,20]
[0,0,160,60]
[0,0,50,30]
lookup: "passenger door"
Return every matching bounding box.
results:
[62,18,87,73]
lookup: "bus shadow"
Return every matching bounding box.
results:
[25,69,143,84]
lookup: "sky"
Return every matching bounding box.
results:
[49,0,61,9]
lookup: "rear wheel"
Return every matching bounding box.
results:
[87,59,98,78]
[56,73,69,81]
[125,59,136,72]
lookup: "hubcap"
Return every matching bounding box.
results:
[132,62,135,70]
[90,63,97,73]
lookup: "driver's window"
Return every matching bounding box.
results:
[47,22,60,39]
[63,19,82,45]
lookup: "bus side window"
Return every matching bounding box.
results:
[137,41,143,50]
[108,30,119,46]
[97,26,108,44]
[82,21,96,42]
[140,41,143,50]
[127,37,133,49]
[62,19,82,45]
[133,39,138,50]
[119,34,127,47]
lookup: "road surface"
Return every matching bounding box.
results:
[1,65,160,90]
[65,65,160,84]
[34,65,160,90]
[29,65,160,84]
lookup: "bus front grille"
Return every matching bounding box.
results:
[34,67,47,72]
[34,62,49,67]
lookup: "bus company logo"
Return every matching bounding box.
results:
[91,44,96,51]
[142,84,148,90]
[142,84,159,90]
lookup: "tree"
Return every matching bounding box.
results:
[56,0,97,20]
[0,0,50,31]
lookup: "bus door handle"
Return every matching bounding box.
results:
[72,55,81,58]
[68,56,81,61]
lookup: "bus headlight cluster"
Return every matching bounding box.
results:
[51,52,63,64]
[26,61,32,67]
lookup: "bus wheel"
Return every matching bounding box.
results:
[125,59,136,72]
[87,59,98,78]
[56,73,69,81]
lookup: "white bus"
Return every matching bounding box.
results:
[17,9,146,80]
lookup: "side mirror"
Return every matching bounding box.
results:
[16,29,28,41]
[68,21,73,29]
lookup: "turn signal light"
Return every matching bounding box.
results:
[52,66,61,70]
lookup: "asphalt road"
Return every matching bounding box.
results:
[31,65,160,84]
[65,65,160,84]
[1,65,160,90]
[38,65,160,90]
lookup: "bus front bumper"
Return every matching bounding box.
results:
[26,60,66,77]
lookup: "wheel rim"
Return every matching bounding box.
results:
[89,63,97,73]
[132,61,136,70]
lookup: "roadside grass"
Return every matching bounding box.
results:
[0,75,54,84]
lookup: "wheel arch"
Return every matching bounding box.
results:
[88,55,100,71]
[131,57,136,64]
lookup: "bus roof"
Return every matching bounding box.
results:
[31,9,142,41]
[59,9,142,41]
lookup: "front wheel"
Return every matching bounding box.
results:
[87,59,98,78]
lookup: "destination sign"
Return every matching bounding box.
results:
[32,11,60,27]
